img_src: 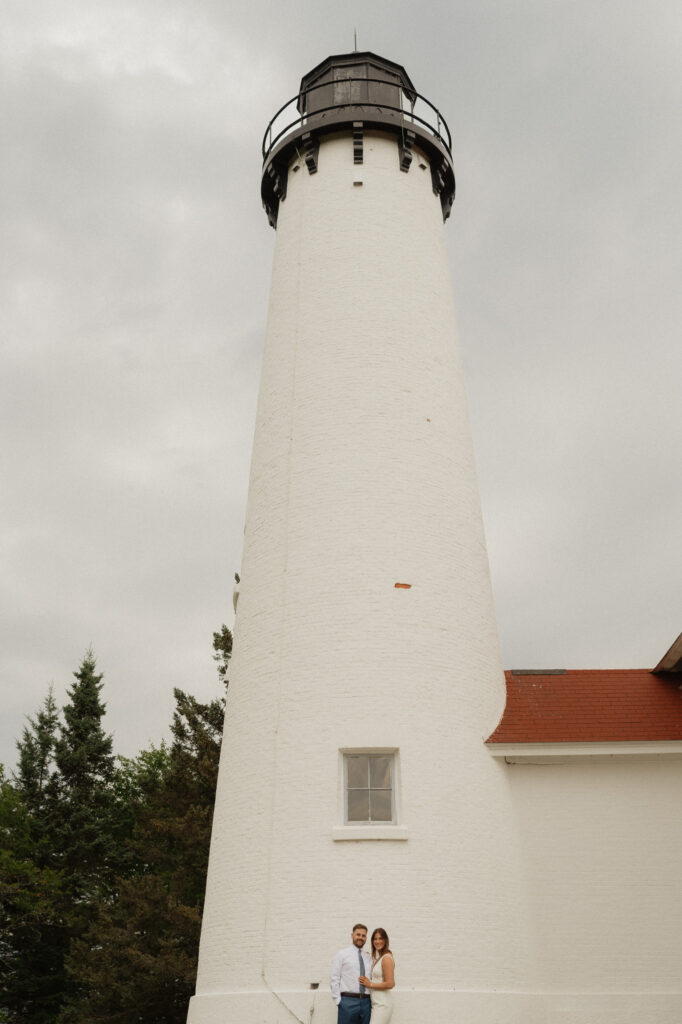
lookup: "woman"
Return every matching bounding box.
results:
[359,927,395,1023]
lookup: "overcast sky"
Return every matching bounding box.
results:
[2,0,680,768]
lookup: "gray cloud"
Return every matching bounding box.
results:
[2,0,680,765]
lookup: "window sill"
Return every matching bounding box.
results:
[332,825,409,842]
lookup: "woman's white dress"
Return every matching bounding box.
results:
[369,954,394,1023]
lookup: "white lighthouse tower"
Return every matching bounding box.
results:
[188,52,534,1024]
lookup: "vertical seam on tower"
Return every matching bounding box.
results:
[258,153,308,1024]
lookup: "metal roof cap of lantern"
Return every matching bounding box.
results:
[261,51,456,228]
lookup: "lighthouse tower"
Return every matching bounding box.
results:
[188,52,534,1024]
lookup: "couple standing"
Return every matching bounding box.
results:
[330,923,395,1024]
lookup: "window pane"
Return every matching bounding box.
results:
[347,789,370,822]
[369,756,392,789]
[346,755,368,789]
[370,789,392,821]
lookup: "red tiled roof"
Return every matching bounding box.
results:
[487,669,682,744]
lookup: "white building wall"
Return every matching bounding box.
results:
[188,130,536,1023]
[505,754,682,1021]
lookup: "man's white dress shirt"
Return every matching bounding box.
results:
[330,945,372,1005]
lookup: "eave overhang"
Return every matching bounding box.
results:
[486,740,682,763]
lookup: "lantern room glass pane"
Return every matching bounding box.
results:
[304,60,404,118]
[333,65,368,106]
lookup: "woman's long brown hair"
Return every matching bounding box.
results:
[371,928,392,961]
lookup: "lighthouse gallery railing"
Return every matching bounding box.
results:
[262,77,452,164]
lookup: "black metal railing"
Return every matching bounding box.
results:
[262,77,452,163]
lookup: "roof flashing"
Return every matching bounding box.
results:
[510,669,566,676]
[653,631,682,675]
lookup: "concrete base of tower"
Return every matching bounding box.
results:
[188,988,682,1023]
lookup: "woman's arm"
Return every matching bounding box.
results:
[362,955,395,991]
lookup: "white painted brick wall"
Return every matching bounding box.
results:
[188,130,535,1024]
[507,756,682,994]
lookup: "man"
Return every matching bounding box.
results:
[330,923,373,1024]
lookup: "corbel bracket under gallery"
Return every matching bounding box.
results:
[399,129,416,172]
[430,156,454,219]
[267,162,286,201]
[353,122,364,165]
[302,132,319,174]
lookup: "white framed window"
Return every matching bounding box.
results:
[345,752,394,823]
[333,749,408,841]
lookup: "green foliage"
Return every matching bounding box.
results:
[0,627,231,1024]
[212,622,233,684]
[0,767,68,1024]
[114,742,172,810]
[14,687,59,813]
[60,876,201,1024]
[56,653,122,894]
[61,687,225,1023]
[2,652,129,1022]
[52,652,122,896]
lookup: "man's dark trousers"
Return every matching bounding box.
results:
[337,993,371,1024]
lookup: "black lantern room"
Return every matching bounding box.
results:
[261,51,455,228]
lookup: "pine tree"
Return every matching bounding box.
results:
[60,683,226,1024]
[2,688,66,1023]
[2,651,125,1022]
[2,630,231,1024]
[0,766,67,1024]
[14,687,59,814]
[212,622,233,684]
[51,651,116,888]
